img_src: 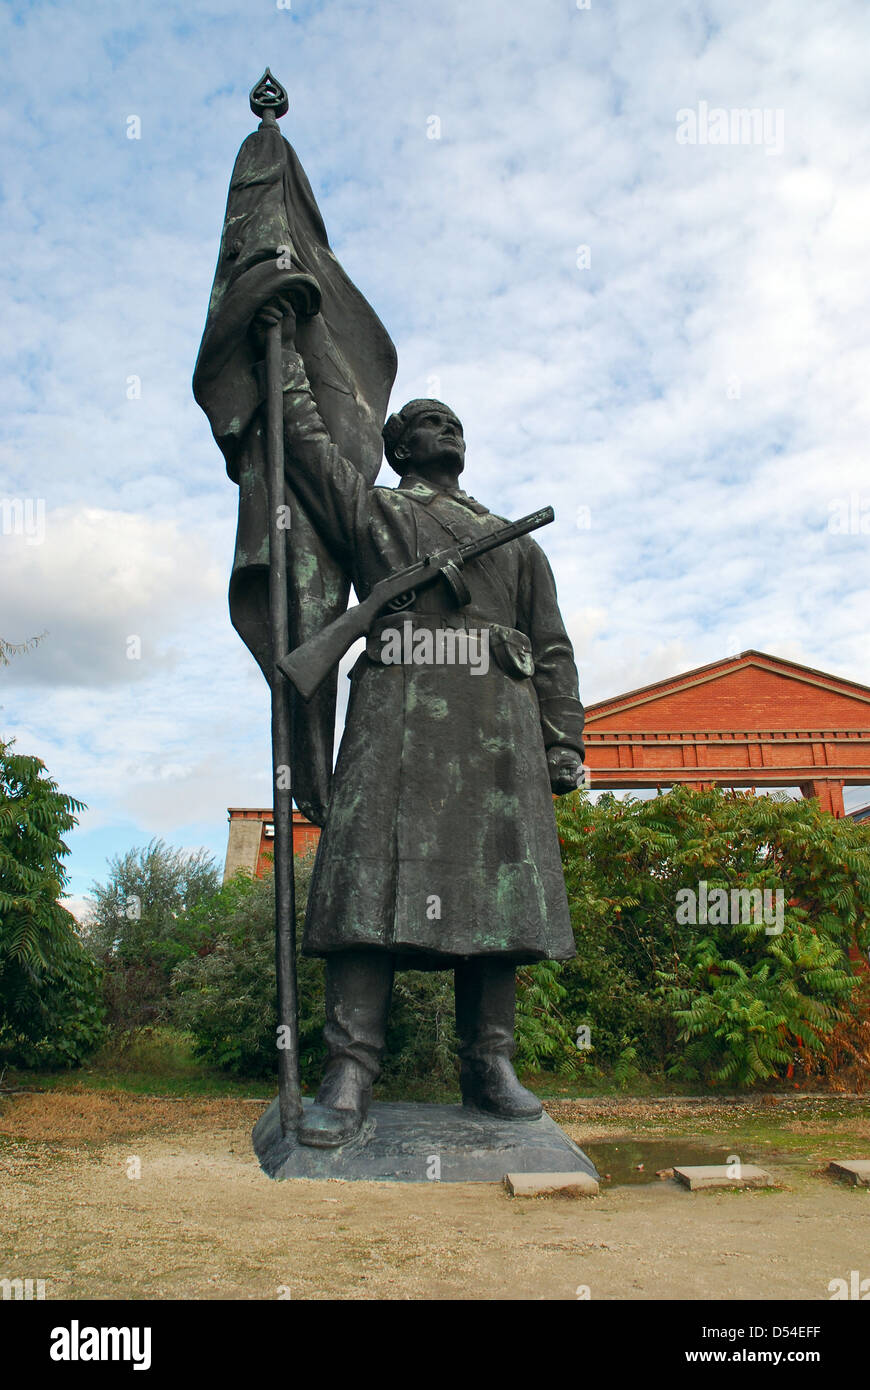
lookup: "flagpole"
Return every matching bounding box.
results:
[248,70,303,1137]
[250,70,324,1138]
[196,67,392,1149]
[265,314,302,1136]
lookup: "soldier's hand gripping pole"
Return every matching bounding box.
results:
[265,317,302,1137]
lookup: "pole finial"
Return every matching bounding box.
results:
[250,68,289,123]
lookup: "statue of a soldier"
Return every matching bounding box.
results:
[195,76,585,1153]
[253,296,586,1149]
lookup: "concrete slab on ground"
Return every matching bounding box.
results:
[673,1164,774,1191]
[504,1171,599,1197]
[827,1159,870,1186]
[253,1097,600,1184]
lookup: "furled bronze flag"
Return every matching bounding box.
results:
[193,72,397,823]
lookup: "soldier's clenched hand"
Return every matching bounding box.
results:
[251,293,297,355]
[547,747,585,796]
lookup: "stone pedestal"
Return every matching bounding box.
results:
[253,1098,599,1184]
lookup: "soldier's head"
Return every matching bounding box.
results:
[382,399,466,481]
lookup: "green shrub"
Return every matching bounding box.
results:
[83,839,221,1037]
[0,948,106,1068]
[556,786,870,1086]
[171,857,325,1080]
[0,738,106,1068]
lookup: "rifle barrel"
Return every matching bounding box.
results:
[458,506,554,564]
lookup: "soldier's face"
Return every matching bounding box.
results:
[402,408,466,476]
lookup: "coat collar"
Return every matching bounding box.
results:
[398,473,490,515]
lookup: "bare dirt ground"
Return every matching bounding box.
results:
[1,1092,868,1301]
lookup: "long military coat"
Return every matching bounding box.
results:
[279,352,584,967]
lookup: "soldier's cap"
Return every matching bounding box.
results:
[382,399,463,473]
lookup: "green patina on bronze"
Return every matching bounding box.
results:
[194,70,592,1151]
[273,353,585,965]
[193,113,397,824]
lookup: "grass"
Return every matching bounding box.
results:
[3,1029,272,1098]
[5,1028,870,1111]
[553,1095,870,1176]
[1,1028,648,1102]
[5,1031,870,1171]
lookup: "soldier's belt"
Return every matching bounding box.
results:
[365,612,535,679]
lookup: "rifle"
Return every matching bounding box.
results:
[278,505,555,701]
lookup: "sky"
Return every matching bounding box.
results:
[1,0,868,912]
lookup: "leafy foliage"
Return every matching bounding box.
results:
[382,969,457,1085]
[514,960,580,1074]
[171,856,325,1080]
[0,632,46,666]
[84,838,221,970]
[82,838,221,1036]
[0,738,106,1067]
[556,786,870,1086]
[790,970,870,1091]
[38,780,867,1090]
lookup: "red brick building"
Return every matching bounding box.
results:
[225,651,869,881]
[223,806,321,883]
[583,650,870,816]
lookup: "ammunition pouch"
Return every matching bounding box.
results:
[365,613,535,679]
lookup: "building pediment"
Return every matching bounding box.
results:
[582,652,870,814]
[586,651,870,732]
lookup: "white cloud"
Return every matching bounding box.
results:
[1,0,868,895]
[1,505,223,685]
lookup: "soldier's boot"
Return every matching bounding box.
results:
[297,950,394,1149]
[454,959,543,1120]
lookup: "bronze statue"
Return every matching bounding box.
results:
[196,73,585,1153]
[261,299,585,1146]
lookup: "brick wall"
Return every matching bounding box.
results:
[223,807,321,883]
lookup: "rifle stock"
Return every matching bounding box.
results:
[278,583,398,701]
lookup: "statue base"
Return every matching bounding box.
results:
[252,1097,599,1184]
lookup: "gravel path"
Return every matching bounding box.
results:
[1,1092,868,1301]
